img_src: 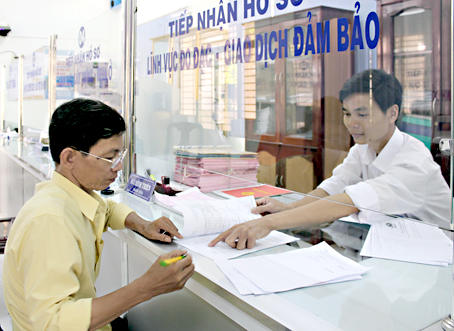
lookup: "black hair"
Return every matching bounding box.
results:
[339,69,402,116]
[49,98,126,163]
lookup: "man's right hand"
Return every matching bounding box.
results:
[251,196,288,215]
[138,249,195,301]
[208,217,273,250]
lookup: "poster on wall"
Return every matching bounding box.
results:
[23,50,47,100]
[6,62,18,101]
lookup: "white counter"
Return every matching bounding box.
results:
[107,191,452,331]
[1,137,452,331]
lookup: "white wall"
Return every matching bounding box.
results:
[0,0,123,132]
[0,0,111,66]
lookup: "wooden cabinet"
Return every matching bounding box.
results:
[377,0,451,184]
[245,6,354,193]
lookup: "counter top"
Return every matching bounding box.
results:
[109,190,452,331]
[2,137,452,330]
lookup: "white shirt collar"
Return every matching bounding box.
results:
[356,127,402,171]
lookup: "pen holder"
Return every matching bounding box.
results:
[154,182,181,196]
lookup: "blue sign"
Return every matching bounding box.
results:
[125,173,156,201]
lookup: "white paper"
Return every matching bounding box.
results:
[215,259,272,295]
[176,195,261,237]
[177,230,299,260]
[360,218,452,266]
[152,187,216,214]
[227,242,372,294]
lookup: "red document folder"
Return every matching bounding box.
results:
[218,185,292,198]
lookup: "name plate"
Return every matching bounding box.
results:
[125,173,156,201]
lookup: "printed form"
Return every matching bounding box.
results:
[173,195,299,260]
[216,242,372,295]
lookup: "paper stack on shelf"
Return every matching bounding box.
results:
[173,147,259,192]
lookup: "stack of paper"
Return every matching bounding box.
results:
[360,217,452,266]
[176,195,261,237]
[173,148,259,192]
[215,242,372,295]
[174,195,300,260]
[152,187,217,214]
[166,195,370,295]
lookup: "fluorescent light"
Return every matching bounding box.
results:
[399,8,425,16]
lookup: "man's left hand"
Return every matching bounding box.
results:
[142,216,183,242]
[125,212,183,243]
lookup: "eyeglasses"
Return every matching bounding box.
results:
[73,148,128,169]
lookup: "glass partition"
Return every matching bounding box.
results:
[56,6,124,113]
[4,59,19,132]
[22,46,50,137]
[133,0,453,329]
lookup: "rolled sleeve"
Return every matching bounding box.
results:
[105,200,134,230]
[318,176,349,196]
[318,147,363,196]
[345,182,380,212]
[52,298,92,331]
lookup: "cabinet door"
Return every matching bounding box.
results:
[378,0,442,149]
[279,17,317,148]
[247,24,279,143]
[248,14,318,148]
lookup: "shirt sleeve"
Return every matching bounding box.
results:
[346,157,429,215]
[104,199,134,230]
[15,215,92,331]
[318,146,363,196]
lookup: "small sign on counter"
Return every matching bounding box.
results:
[125,173,156,201]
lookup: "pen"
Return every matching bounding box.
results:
[159,253,188,267]
[144,170,156,181]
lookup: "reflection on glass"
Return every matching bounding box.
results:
[255,55,276,135]
[57,9,123,113]
[4,61,19,130]
[393,8,432,149]
[285,26,313,139]
[21,48,50,133]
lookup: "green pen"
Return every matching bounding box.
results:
[144,170,156,181]
[159,253,188,267]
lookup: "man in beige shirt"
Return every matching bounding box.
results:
[3,98,195,330]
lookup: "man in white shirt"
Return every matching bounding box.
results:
[209,69,451,250]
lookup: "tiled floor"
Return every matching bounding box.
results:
[0,254,12,331]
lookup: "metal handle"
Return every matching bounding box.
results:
[432,97,437,118]
[439,139,453,155]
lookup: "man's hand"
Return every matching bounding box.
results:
[251,196,288,215]
[125,212,183,243]
[136,249,195,301]
[208,218,273,250]
[142,216,183,242]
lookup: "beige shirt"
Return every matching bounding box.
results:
[3,171,133,330]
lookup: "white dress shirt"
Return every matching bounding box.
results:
[318,127,450,228]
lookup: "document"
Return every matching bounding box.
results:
[215,259,273,295]
[176,230,299,260]
[152,187,216,214]
[360,217,452,266]
[217,242,372,295]
[213,184,292,199]
[176,195,261,237]
[172,195,298,260]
